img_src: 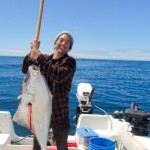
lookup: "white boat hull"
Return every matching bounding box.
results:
[0,111,150,150]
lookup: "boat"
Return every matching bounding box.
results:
[0,83,150,150]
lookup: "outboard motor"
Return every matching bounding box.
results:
[125,102,150,136]
[75,83,94,124]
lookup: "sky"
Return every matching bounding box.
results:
[0,0,150,61]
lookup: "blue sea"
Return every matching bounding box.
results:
[0,56,150,136]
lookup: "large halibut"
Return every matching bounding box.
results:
[13,65,52,150]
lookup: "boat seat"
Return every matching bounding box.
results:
[0,111,19,142]
[76,114,112,130]
[75,114,118,141]
[0,134,10,149]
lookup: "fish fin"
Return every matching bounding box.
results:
[17,95,22,100]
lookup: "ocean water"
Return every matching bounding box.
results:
[0,56,150,136]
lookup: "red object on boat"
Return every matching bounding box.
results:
[68,142,77,147]
[47,142,77,150]
[48,146,57,150]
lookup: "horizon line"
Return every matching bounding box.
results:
[0,54,150,62]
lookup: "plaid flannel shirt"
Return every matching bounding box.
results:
[22,53,76,124]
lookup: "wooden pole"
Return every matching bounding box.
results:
[35,0,44,40]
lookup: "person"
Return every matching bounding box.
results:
[22,31,76,150]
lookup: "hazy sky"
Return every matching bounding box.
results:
[0,0,150,60]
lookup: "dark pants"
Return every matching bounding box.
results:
[33,118,70,150]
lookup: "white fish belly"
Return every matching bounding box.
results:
[13,65,52,150]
